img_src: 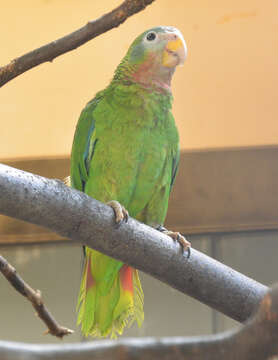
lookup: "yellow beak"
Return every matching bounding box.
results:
[162,33,187,68]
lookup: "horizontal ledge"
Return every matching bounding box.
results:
[174,223,278,235]
[2,146,278,240]
[0,233,69,245]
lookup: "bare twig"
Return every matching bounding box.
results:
[0,163,268,323]
[0,285,278,360]
[0,255,73,338]
[0,0,156,87]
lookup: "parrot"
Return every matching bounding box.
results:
[70,26,190,339]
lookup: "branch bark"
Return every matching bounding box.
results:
[0,163,268,323]
[0,255,73,338]
[0,0,155,87]
[1,284,278,360]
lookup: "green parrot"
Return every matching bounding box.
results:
[70,26,190,338]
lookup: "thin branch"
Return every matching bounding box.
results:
[1,284,278,360]
[0,0,156,88]
[0,163,268,323]
[0,255,73,338]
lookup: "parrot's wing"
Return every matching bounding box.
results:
[70,97,100,191]
[170,145,180,192]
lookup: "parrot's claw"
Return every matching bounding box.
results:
[157,225,191,258]
[107,200,129,227]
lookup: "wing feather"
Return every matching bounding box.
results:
[70,98,100,191]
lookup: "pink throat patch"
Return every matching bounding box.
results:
[130,54,171,92]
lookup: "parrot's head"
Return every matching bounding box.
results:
[114,26,187,92]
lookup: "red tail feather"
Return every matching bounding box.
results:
[119,265,133,293]
[86,257,95,291]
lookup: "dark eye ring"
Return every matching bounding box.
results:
[146,32,156,41]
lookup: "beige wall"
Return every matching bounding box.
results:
[1,0,278,159]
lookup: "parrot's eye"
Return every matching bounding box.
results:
[146,32,157,41]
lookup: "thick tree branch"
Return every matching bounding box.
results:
[0,255,73,338]
[1,285,278,360]
[0,0,155,87]
[0,163,268,323]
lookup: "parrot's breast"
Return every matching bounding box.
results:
[84,85,179,226]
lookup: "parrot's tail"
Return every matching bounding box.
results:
[76,247,144,338]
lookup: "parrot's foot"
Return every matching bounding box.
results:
[157,225,191,258]
[107,200,129,227]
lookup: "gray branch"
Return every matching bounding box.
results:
[0,163,268,323]
[1,284,278,360]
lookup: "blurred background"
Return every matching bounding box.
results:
[1,0,278,344]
